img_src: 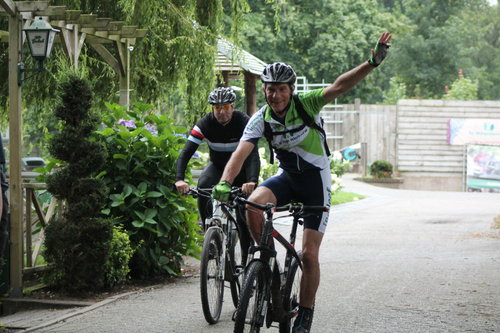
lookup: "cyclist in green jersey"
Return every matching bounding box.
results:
[214,32,391,333]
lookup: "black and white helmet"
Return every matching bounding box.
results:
[207,87,236,105]
[261,62,296,85]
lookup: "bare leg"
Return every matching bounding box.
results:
[299,229,323,308]
[245,186,276,244]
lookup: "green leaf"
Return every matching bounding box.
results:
[134,210,145,220]
[144,208,157,220]
[138,182,147,193]
[159,185,172,197]
[101,127,115,136]
[144,218,158,225]
[164,265,176,275]
[146,191,163,198]
[123,185,133,197]
[116,160,127,170]
[159,256,170,265]
[132,220,144,228]
[114,154,128,160]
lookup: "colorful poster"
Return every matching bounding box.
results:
[466,145,500,192]
[448,119,500,145]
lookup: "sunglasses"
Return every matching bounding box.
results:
[213,104,231,111]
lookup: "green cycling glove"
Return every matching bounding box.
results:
[368,42,390,67]
[213,180,232,202]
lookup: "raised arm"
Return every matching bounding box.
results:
[323,32,391,102]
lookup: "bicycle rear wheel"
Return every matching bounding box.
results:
[229,229,244,308]
[279,251,302,333]
[200,228,224,324]
[233,261,270,333]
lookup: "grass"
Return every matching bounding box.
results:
[493,215,500,229]
[331,190,365,206]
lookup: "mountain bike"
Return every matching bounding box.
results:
[183,187,248,324]
[231,197,328,333]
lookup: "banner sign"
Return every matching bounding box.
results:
[448,119,500,145]
[466,144,500,192]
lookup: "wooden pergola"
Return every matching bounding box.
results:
[0,3,267,298]
[0,0,146,298]
[216,38,267,116]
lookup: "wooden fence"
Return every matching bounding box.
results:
[320,98,500,191]
[320,99,397,167]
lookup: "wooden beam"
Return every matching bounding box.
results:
[68,13,97,27]
[66,9,81,21]
[90,43,120,74]
[16,1,49,13]
[19,12,33,21]
[123,37,137,46]
[96,20,122,32]
[119,26,137,35]
[59,27,73,62]
[1,0,17,16]
[85,35,113,44]
[114,40,126,76]
[35,5,66,17]
[132,29,147,38]
[92,18,112,29]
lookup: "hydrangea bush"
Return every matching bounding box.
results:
[95,102,201,278]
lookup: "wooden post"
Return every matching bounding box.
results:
[361,142,368,178]
[222,71,229,87]
[119,40,130,107]
[354,98,361,144]
[8,11,23,298]
[244,72,257,116]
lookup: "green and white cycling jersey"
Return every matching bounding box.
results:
[242,88,331,172]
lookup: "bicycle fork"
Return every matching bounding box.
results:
[244,221,277,328]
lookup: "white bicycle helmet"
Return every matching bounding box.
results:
[207,87,236,105]
[260,62,296,85]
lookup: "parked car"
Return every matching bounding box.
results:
[22,157,47,172]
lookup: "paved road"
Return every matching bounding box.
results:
[4,174,500,332]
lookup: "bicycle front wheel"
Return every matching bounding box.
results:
[233,261,270,333]
[200,228,224,324]
[279,252,302,333]
[230,229,244,308]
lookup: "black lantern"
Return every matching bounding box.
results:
[18,17,60,86]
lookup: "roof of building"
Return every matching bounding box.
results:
[216,38,267,76]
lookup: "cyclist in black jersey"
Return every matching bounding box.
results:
[175,87,260,260]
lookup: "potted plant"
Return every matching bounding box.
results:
[370,160,393,178]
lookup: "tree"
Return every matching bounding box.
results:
[231,0,406,104]
[391,0,495,99]
[444,69,478,100]
[0,0,251,152]
[382,76,407,104]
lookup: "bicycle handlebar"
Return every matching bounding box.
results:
[173,185,246,204]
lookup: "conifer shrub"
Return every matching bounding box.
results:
[43,72,113,293]
[95,102,201,278]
